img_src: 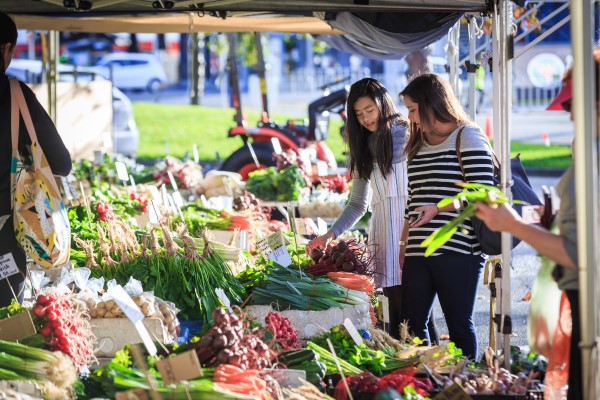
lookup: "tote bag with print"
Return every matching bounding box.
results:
[9,78,71,268]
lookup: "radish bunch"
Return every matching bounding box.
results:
[265,311,300,351]
[32,292,95,368]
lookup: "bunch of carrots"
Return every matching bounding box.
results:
[213,364,269,399]
[327,272,377,325]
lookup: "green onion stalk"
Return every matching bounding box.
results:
[0,339,77,398]
[421,182,515,256]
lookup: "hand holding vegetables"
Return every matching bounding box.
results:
[306,231,335,255]
[474,202,523,234]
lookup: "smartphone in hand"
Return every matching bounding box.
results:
[410,211,424,227]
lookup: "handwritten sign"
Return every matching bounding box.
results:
[256,232,291,267]
[155,350,202,386]
[0,253,20,280]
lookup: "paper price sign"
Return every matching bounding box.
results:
[343,318,363,347]
[0,253,20,280]
[267,231,287,250]
[111,285,157,356]
[156,350,203,386]
[256,237,273,258]
[268,246,292,268]
[291,218,307,235]
[115,161,129,182]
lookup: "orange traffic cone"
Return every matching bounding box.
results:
[542,132,550,147]
[484,115,492,139]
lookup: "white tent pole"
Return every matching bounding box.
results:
[467,16,477,119]
[492,0,514,369]
[570,1,599,399]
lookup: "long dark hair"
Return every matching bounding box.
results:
[400,73,470,163]
[346,78,408,180]
[0,12,18,73]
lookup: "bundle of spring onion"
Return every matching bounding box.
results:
[93,361,257,399]
[0,339,77,400]
[306,341,363,376]
[249,267,370,311]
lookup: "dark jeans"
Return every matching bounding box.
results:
[400,253,483,359]
[565,290,582,400]
[383,284,438,343]
[0,217,27,307]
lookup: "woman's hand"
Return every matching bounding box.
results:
[409,204,439,228]
[474,203,522,233]
[306,231,335,255]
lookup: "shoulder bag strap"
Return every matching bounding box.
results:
[9,78,20,157]
[9,79,42,169]
[454,126,466,182]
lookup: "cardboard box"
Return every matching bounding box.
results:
[91,318,173,358]
[0,311,36,341]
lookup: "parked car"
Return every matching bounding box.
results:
[93,52,168,93]
[6,59,139,158]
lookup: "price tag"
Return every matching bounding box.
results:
[147,186,161,202]
[316,160,328,176]
[156,350,203,386]
[269,246,292,268]
[193,144,199,164]
[432,382,472,400]
[256,237,273,258]
[238,230,248,251]
[317,218,328,236]
[271,137,283,154]
[0,253,20,280]
[93,150,103,166]
[291,218,307,235]
[172,192,184,209]
[111,285,157,357]
[115,389,148,400]
[343,318,364,346]
[305,218,319,236]
[160,185,170,210]
[167,171,179,192]
[148,201,160,224]
[214,288,232,312]
[129,175,137,191]
[115,161,129,182]
[267,231,291,267]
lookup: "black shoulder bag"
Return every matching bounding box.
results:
[455,129,543,255]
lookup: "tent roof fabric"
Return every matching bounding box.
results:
[0,0,489,15]
[11,14,343,34]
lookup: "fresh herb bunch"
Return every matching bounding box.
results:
[0,300,23,319]
[421,182,517,256]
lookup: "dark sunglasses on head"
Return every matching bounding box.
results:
[561,99,572,113]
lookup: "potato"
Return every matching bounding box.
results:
[104,311,116,318]
[96,302,106,310]
[90,309,98,319]
[105,300,116,310]
[132,296,144,306]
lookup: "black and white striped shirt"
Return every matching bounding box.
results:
[404,124,494,256]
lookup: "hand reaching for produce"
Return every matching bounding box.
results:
[475,202,522,233]
[306,231,335,255]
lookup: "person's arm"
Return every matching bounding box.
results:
[20,82,71,176]
[306,177,369,251]
[475,202,576,269]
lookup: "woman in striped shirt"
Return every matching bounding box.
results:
[398,74,494,359]
[307,78,422,339]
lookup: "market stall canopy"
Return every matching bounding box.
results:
[10,13,343,34]
[1,0,489,15]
